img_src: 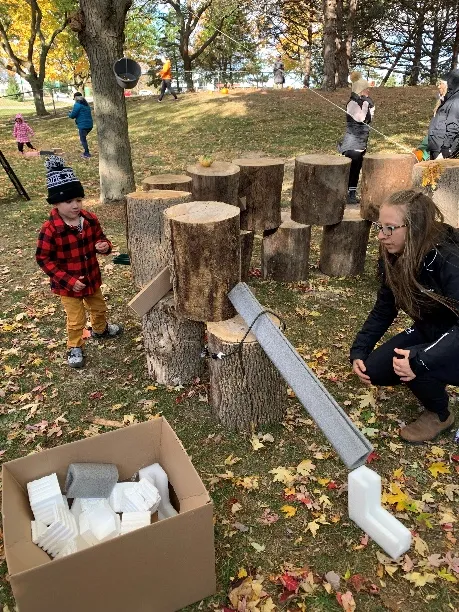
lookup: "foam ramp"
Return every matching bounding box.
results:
[229,282,373,469]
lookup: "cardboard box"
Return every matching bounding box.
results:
[3,418,216,612]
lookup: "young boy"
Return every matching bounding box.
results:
[36,155,121,368]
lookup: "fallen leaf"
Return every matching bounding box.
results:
[296,459,315,476]
[427,554,443,568]
[250,541,266,552]
[306,520,320,537]
[233,522,249,532]
[260,597,276,612]
[402,555,414,572]
[231,502,242,514]
[251,435,265,451]
[238,568,248,579]
[324,570,340,591]
[414,535,429,557]
[437,568,458,583]
[270,466,296,486]
[358,388,376,409]
[224,454,242,465]
[404,572,436,587]
[280,573,299,592]
[281,505,297,518]
[85,416,123,428]
[258,509,279,525]
[336,590,356,612]
[428,462,450,478]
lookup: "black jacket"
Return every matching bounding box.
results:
[339,92,374,153]
[428,69,459,155]
[350,226,459,380]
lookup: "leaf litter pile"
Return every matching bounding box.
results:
[0,88,458,611]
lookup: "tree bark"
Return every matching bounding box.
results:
[412,160,459,227]
[452,5,459,70]
[26,74,48,116]
[232,157,284,231]
[142,174,192,192]
[240,230,254,282]
[322,0,337,90]
[142,292,204,386]
[291,154,350,225]
[72,2,135,203]
[303,26,313,87]
[380,43,409,86]
[408,16,424,86]
[126,190,193,288]
[360,153,416,221]
[207,315,285,430]
[319,207,371,276]
[262,211,311,282]
[187,161,240,206]
[164,201,241,322]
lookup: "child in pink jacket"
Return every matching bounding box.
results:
[13,114,36,153]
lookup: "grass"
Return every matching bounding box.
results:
[1,87,458,612]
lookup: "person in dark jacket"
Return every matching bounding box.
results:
[273,56,285,89]
[339,72,375,204]
[68,92,94,159]
[350,189,457,443]
[428,69,459,160]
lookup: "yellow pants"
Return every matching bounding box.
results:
[60,287,108,348]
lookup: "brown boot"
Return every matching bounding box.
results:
[400,411,455,443]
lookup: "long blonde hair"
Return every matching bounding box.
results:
[381,190,451,319]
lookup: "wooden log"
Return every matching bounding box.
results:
[291,154,350,225]
[207,315,285,430]
[360,153,416,221]
[262,211,311,281]
[240,230,254,282]
[164,201,241,322]
[143,292,204,385]
[186,161,240,205]
[412,160,459,227]
[319,207,371,276]
[126,190,192,288]
[232,157,284,231]
[142,174,192,192]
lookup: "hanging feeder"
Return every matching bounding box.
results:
[113,57,142,89]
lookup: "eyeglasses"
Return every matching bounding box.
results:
[372,222,408,237]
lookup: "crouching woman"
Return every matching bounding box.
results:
[350,189,458,443]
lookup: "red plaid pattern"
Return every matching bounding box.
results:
[36,208,112,297]
[13,121,34,143]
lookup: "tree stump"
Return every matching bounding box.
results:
[164,201,240,322]
[360,153,416,221]
[207,315,285,430]
[186,161,240,205]
[142,292,204,385]
[232,157,284,231]
[240,230,254,282]
[262,211,311,281]
[291,154,350,225]
[142,174,192,192]
[412,160,459,227]
[319,207,371,276]
[126,190,193,288]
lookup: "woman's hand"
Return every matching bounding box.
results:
[352,359,371,384]
[393,348,416,381]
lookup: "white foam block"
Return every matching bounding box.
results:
[348,466,412,560]
[109,482,136,513]
[120,511,151,535]
[138,463,178,519]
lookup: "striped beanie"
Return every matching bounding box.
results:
[45,155,85,204]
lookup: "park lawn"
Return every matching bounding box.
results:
[0,88,458,612]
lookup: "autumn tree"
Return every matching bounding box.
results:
[0,0,72,115]
[47,28,90,90]
[71,0,135,203]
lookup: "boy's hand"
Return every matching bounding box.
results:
[95,240,109,253]
[73,276,86,292]
[352,359,371,384]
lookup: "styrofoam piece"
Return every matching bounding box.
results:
[79,507,120,545]
[124,479,161,513]
[229,282,373,469]
[65,462,119,499]
[36,506,78,557]
[348,466,412,560]
[120,511,151,535]
[31,520,47,544]
[138,464,178,519]
[79,511,98,547]
[70,497,110,519]
[27,473,65,525]
[109,482,137,513]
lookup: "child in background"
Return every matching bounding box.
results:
[13,113,36,153]
[36,156,122,368]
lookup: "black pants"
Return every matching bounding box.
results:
[363,327,450,418]
[159,79,177,101]
[17,141,34,152]
[343,150,365,189]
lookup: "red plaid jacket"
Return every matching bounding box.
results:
[36,208,112,297]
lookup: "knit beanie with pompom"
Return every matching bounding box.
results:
[45,155,85,204]
[350,71,370,95]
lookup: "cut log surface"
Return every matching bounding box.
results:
[232,157,284,231]
[291,154,350,225]
[126,190,192,288]
[412,160,459,227]
[142,174,192,192]
[240,230,254,282]
[186,161,240,205]
[360,153,416,221]
[207,315,285,430]
[262,211,311,281]
[319,207,371,276]
[164,201,240,322]
[143,292,205,385]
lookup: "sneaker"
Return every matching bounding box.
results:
[400,410,455,443]
[67,347,84,368]
[81,153,91,159]
[91,323,123,339]
[348,191,360,204]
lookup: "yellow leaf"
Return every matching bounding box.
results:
[318,494,331,507]
[306,520,320,537]
[413,535,429,557]
[251,435,265,451]
[428,462,450,478]
[430,445,445,457]
[281,505,297,518]
[260,597,277,612]
[145,385,157,391]
[250,541,266,552]
[437,568,458,583]
[404,572,436,587]
[269,466,295,486]
[438,511,456,525]
[224,454,242,465]
[284,486,296,496]
[231,502,242,514]
[317,477,331,486]
[238,568,248,579]
[358,387,377,409]
[297,459,315,476]
[392,467,404,480]
[383,483,410,510]
[123,413,136,425]
[235,476,259,490]
[422,493,435,503]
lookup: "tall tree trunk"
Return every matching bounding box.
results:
[72,2,135,203]
[25,74,48,116]
[335,0,348,87]
[430,17,441,84]
[408,17,424,86]
[182,52,194,91]
[303,25,313,87]
[380,42,409,85]
[451,3,459,70]
[322,0,337,90]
